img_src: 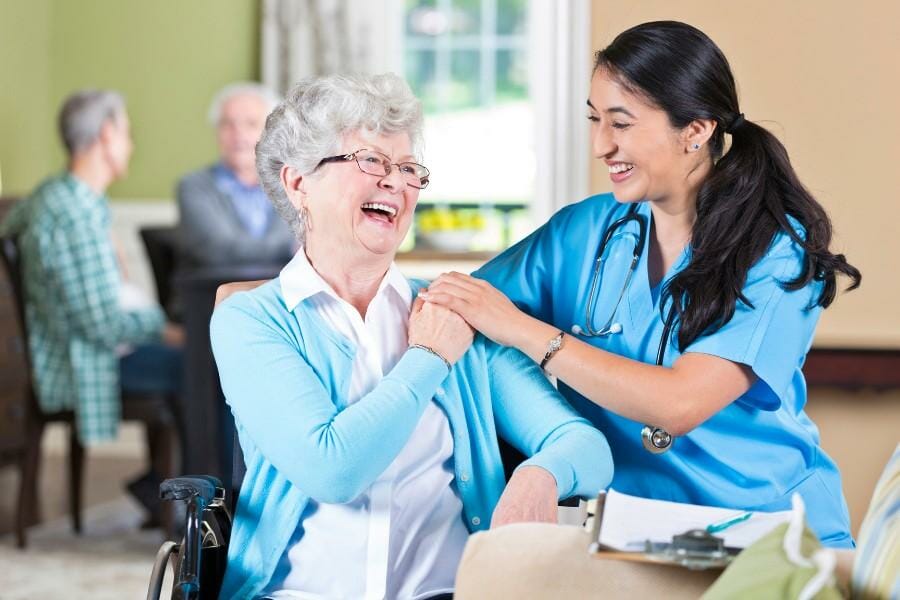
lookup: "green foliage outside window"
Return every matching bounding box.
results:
[404,0,528,114]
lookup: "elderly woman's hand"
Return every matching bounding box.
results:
[408,297,474,366]
[490,466,558,528]
[420,272,527,348]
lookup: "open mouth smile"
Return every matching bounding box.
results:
[360,201,399,224]
[607,161,635,183]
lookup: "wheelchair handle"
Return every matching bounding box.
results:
[160,475,224,503]
[158,476,225,598]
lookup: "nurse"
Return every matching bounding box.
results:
[421,21,861,548]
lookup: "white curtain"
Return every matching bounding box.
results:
[529,0,592,221]
[260,0,400,95]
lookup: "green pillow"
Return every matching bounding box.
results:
[702,496,841,600]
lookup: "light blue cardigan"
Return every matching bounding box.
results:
[210,279,613,600]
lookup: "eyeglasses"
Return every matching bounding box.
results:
[318,149,430,189]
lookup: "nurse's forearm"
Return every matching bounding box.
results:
[509,314,753,436]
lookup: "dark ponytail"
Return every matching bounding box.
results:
[594,21,861,351]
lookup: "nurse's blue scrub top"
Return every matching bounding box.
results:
[475,194,853,548]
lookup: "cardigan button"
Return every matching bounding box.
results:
[471,516,481,526]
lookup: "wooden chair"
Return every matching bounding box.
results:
[0,235,84,547]
[0,235,182,546]
[0,244,33,548]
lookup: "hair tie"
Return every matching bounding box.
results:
[726,113,745,134]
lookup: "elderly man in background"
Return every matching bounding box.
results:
[177,83,294,268]
[0,89,184,524]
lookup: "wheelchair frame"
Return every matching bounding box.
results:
[146,476,232,600]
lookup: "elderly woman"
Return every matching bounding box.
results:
[210,73,612,600]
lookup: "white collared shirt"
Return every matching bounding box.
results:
[264,251,469,600]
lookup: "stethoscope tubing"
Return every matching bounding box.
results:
[572,203,679,453]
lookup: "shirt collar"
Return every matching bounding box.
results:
[62,171,109,220]
[212,162,261,194]
[280,250,412,312]
[63,171,106,202]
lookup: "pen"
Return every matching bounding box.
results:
[706,511,752,534]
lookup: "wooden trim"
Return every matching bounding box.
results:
[803,348,900,390]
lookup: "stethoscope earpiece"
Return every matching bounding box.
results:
[571,322,622,337]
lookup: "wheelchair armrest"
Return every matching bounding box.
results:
[160,475,224,503]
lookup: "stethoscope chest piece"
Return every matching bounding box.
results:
[641,425,674,454]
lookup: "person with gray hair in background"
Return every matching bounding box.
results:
[176,82,295,269]
[0,89,184,526]
[209,72,612,599]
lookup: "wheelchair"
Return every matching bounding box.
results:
[146,423,245,600]
[146,475,232,600]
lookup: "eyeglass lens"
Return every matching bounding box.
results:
[354,150,428,188]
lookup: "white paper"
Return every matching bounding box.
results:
[597,488,793,550]
[116,281,156,357]
[118,281,154,310]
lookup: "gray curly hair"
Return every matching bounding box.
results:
[255,73,424,244]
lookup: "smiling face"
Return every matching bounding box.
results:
[588,68,708,207]
[298,130,420,262]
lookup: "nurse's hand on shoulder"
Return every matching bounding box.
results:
[490,466,558,528]
[420,272,524,348]
[408,296,474,365]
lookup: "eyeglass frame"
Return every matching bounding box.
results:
[316,148,430,189]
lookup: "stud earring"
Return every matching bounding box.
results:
[691,143,701,151]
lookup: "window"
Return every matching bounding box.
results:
[402,0,532,252]
[260,0,591,254]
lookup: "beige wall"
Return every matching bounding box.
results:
[590,1,900,348]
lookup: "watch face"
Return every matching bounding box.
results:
[550,337,562,351]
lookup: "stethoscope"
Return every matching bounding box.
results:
[570,204,678,455]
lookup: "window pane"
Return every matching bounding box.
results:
[450,0,482,35]
[406,1,480,37]
[449,50,480,110]
[496,49,527,104]
[406,49,439,111]
[406,0,441,37]
[496,0,527,35]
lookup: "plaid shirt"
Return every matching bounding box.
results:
[0,173,163,444]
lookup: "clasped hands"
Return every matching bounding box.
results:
[418,271,525,349]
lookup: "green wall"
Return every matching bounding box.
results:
[0,0,54,195]
[0,0,259,199]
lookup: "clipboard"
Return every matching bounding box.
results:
[587,491,738,571]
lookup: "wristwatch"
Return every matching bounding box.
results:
[540,331,565,370]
